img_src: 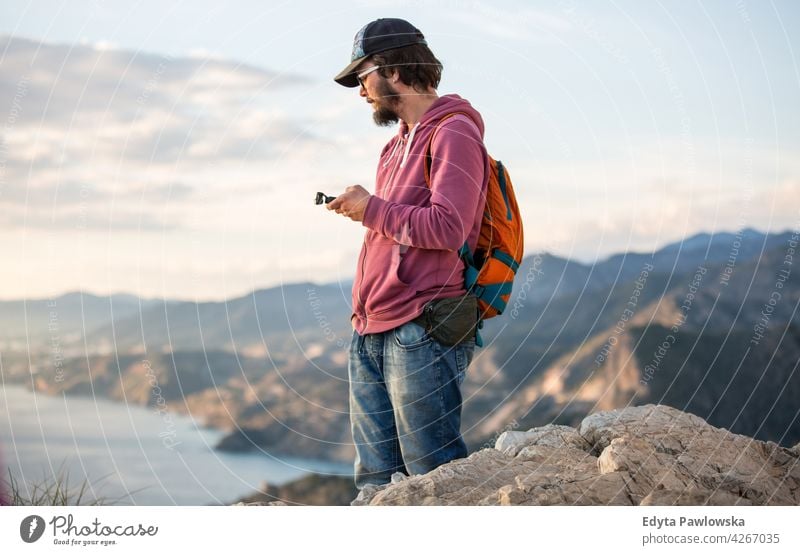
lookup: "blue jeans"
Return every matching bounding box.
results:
[348,319,476,490]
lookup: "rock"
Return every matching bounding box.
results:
[353,404,800,506]
[640,487,754,506]
[231,474,357,506]
[494,424,589,456]
[578,404,707,454]
[351,483,389,506]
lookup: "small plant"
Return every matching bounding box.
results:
[2,460,135,506]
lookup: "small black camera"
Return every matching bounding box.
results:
[315,192,336,205]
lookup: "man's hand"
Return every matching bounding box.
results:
[326,185,371,222]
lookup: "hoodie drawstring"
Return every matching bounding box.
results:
[382,139,401,168]
[399,123,418,168]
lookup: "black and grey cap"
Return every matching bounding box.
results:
[334,18,427,87]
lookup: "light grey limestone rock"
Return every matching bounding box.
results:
[495,424,590,456]
[352,405,800,506]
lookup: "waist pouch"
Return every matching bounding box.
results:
[411,294,479,346]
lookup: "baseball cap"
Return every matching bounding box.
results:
[334,18,427,87]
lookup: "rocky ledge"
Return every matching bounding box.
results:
[353,405,800,506]
[231,474,357,506]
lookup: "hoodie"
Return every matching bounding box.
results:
[351,94,490,335]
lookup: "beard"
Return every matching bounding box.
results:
[371,78,401,127]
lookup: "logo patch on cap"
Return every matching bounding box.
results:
[351,25,367,61]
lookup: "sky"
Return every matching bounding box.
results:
[0,0,798,301]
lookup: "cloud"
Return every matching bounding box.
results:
[0,206,175,231]
[0,35,308,125]
[0,34,331,231]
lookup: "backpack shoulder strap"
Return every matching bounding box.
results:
[423,111,481,188]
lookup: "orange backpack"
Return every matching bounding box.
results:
[424,112,524,347]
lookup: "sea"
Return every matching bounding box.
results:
[0,384,352,505]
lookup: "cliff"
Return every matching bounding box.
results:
[231,474,357,506]
[352,405,800,506]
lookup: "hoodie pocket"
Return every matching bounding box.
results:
[392,243,412,286]
[361,237,412,318]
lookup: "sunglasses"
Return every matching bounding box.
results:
[356,65,382,88]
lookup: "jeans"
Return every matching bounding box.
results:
[348,319,476,490]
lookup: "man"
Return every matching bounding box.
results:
[328,18,490,490]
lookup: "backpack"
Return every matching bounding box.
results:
[423,111,524,347]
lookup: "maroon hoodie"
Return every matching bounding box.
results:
[352,94,490,334]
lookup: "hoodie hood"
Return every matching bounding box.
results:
[386,94,486,169]
[399,93,485,137]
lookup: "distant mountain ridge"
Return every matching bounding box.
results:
[1,226,791,353]
[3,227,798,464]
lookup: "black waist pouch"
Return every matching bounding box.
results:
[412,294,479,346]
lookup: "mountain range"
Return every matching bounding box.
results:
[2,227,798,462]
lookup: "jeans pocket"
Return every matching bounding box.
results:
[454,339,476,386]
[392,320,434,351]
[350,329,364,355]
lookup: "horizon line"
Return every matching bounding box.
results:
[0,225,789,304]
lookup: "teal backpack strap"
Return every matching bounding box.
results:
[458,242,481,293]
[459,240,486,348]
